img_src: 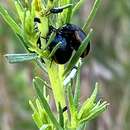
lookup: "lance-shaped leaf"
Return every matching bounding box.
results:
[63,29,93,77]
[16,33,32,52]
[36,59,47,73]
[73,63,81,109]
[58,103,64,128]
[0,4,22,36]
[48,42,61,58]
[15,0,24,23]
[35,76,52,91]
[78,83,109,124]
[72,0,87,16]
[78,83,98,119]
[67,83,78,125]
[29,98,51,128]
[66,0,73,23]
[5,53,38,63]
[79,101,109,124]
[67,84,75,115]
[44,31,56,50]
[83,0,101,32]
[33,78,63,130]
[29,100,44,128]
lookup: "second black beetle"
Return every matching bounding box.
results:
[47,24,90,64]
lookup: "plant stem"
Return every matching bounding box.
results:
[47,62,66,109]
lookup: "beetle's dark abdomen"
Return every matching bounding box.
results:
[59,24,90,58]
[49,34,73,64]
[47,24,90,64]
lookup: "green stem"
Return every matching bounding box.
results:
[47,62,66,109]
[47,62,68,123]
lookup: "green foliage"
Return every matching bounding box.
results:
[32,77,63,130]
[4,53,38,63]
[0,0,108,130]
[0,4,22,35]
[83,0,101,32]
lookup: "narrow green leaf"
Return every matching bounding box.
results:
[63,29,93,76]
[90,83,98,101]
[35,59,47,73]
[58,103,64,128]
[78,84,98,119]
[35,76,52,91]
[32,113,43,128]
[29,100,38,113]
[33,78,63,130]
[0,4,22,36]
[83,0,101,32]
[66,0,73,23]
[79,102,108,124]
[90,100,102,111]
[72,0,87,16]
[5,53,38,63]
[33,77,45,100]
[15,1,24,23]
[36,99,44,114]
[67,84,76,116]
[44,31,56,50]
[78,98,93,120]
[73,64,81,109]
[90,101,108,113]
[40,0,47,8]
[48,42,61,58]
[29,100,44,128]
[16,34,30,51]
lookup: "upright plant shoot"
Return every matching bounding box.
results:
[0,0,109,130]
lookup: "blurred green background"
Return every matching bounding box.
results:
[0,0,130,130]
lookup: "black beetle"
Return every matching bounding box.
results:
[34,17,90,64]
[47,24,90,64]
[58,24,90,58]
[48,32,73,64]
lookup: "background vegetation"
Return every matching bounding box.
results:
[0,0,130,130]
